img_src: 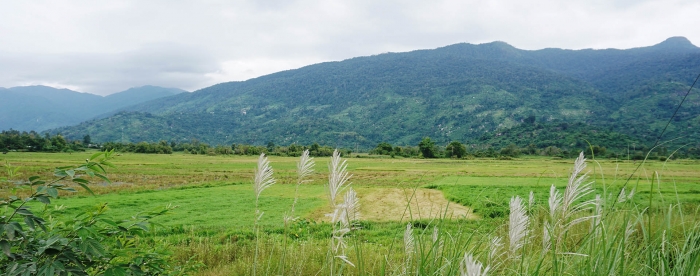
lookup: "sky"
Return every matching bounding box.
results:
[0,0,698,95]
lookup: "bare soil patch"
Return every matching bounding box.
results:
[309,188,475,221]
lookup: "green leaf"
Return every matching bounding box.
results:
[0,240,10,257]
[66,170,75,178]
[76,182,95,195]
[101,160,116,168]
[72,178,89,184]
[95,174,111,184]
[89,151,103,161]
[24,216,35,230]
[28,176,41,182]
[15,207,33,216]
[81,238,106,258]
[32,180,46,186]
[36,195,51,204]
[4,224,15,239]
[46,188,59,198]
[104,267,127,276]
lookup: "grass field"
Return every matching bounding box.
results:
[3,151,700,275]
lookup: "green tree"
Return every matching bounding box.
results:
[83,134,91,146]
[500,143,521,157]
[445,141,467,158]
[418,137,436,158]
[374,142,393,155]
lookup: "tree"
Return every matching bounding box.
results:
[418,137,436,158]
[374,142,393,155]
[500,143,521,157]
[83,134,91,146]
[445,141,466,158]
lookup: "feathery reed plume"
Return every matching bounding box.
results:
[281,150,314,275]
[286,150,314,223]
[460,254,489,276]
[297,149,315,184]
[403,223,415,275]
[488,236,503,269]
[325,149,357,271]
[252,153,274,276]
[254,153,275,202]
[328,149,351,206]
[548,185,561,221]
[508,196,529,257]
[546,152,597,247]
[529,191,535,209]
[404,223,415,255]
[340,188,360,226]
[542,222,551,254]
[561,152,594,220]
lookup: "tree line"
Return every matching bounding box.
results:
[0,130,91,153]
[4,129,699,160]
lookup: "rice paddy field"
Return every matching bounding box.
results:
[3,151,700,275]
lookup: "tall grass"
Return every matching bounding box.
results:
[169,151,700,275]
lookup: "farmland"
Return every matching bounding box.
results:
[3,151,700,275]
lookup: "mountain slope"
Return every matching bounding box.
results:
[50,37,700,150]
[0,86,186,131]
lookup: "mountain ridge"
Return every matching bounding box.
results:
[1,85,187,131]
[49,37,700,151]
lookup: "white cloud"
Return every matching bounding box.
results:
[0,0,698,95]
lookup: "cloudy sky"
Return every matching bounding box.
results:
[1,0,698,95]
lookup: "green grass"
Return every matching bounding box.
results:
[48,183,327,230]
[5,151,700,275]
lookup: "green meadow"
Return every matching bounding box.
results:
[3,151,700,275]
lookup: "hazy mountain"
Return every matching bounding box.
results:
[50,37,700,150]
[0,85,186,131]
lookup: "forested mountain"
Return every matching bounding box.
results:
[0,85,186,131]
[50,37,700,152]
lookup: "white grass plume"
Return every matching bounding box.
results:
[509,196,529,257]
[404,223,415,255]
[297,149,314,184]
[460,254,489,276]
[334,188,360,227]
[254,153,275,201]
[403,223,415,275]
[548,184,562,221]
[561,152,594,219]
[488,236,503,269]
[286,150,315,223]
[328,149,351,206]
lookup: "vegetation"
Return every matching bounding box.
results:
[0,130,89,153]
[2,150,700,274]
[0,151,183,274]
[0,85,185,132]
[47,38,700,152]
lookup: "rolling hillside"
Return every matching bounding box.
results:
[0,85,186,131]
[50,37,700,150]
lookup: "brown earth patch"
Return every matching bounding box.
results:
[309,188,475,221]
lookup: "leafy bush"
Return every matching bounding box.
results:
[0,151,179,275]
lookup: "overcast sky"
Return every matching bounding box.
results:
[1,0,698,95]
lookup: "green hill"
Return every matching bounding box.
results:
[0,85,186,131]
[50,37,700,151]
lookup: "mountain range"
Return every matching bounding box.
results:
[48,37,700,150]
[0,86,186,131]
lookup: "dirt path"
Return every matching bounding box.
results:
[309,188,475,221]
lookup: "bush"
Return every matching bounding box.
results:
[0,151,179,274]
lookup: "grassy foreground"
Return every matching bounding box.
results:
[2,151,700,275]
